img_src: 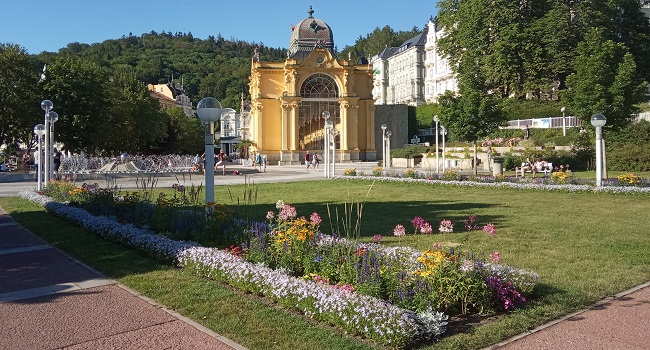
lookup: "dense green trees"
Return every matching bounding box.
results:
[0,44,42,148]
[433,0,649,139]
[339,25,422,62]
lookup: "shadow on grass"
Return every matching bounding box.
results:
[231,199,506,239]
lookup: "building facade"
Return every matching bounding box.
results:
[370,31,427,106]
[370,19,459,106]
[248,7,376,164]
[424,19,458,103]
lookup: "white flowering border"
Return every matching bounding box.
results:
[18,190,440,347]
[335,175,650,194]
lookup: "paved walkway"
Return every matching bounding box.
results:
[0,207,245,350]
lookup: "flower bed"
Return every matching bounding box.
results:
[19,191,444,347]
[20,188,540,348]
[335,173,650,194]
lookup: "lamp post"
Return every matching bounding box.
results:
[331,128,339,176]
[33,124,46,191]
[322,111,332,178]
[385,130,392,169]
[381,124,387,168]
[561,106,567,136]
[40,100,53,184]
[46,111,58,181]
[196,97,222,203]
[433,115,439,173]
[440,126,447,172]
[591,113,607,187]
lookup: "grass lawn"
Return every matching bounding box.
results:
[2,179,649,349]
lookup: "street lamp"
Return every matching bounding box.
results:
[433,115,439,173]
[385,130,392,169]
[331,128,339,176]
[322,111,332,178]
[40,100,53,184]
[33,124,46,191]
[590,113,607,187]
[196,97,222,203]
[46,111,58,181]
[561,106,567,136]
[381,124,387,168]
[440,126,447,172]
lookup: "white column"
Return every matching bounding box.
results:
[205,122,215,202]
[595,126,602,187]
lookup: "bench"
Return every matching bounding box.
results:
[516,162,553,178]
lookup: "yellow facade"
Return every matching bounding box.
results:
[248,7,377,164]
[248,11,377,164]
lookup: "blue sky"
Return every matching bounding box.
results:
[2,1,438,54]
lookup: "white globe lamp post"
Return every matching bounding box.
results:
[33,124,46,191]
[196,97,222,203]
[590,113,606,187]
[40,100,53,184]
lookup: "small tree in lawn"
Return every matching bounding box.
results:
[438,87,505,175]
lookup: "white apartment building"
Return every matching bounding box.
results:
[370,31,427,106]
[370,19,458,106]
[424,19,458,103]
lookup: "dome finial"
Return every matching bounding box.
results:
[308,5,314,18]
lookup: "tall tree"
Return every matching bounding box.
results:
[0,44,42,148]
[561,28,647,130]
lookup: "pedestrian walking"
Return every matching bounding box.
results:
[305,151,311,171]
[256,152,262,172]
[312,153,320,170]
[215,150,227,175]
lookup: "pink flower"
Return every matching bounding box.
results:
[439,219,454,233]
[432,242,443,251]
[460,259,475,272]
[278,204,297,221]
[420,222,433,234]
[489,251,501,264]
[310,212,322,225]
[372,234,382,242]
[266,211,275,220]
[393,224,406,237]
[483,223,496,236]
[411,216,426,231]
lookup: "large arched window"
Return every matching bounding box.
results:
[298,74,340,150]
[300,73,339,98]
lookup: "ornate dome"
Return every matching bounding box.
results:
[288,6,334,60]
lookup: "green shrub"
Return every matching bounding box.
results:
[607,144,650,171]
[390,145,428,159]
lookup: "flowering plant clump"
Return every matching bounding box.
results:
[372,167,383,177]
[405,168,417,178]
[551,171,569,184]
[393,224,407,237]
[411,216,433,234]
[344,168,357,176]
[372,234,383,243]
[439,220,454,233]
[464,215,479,231]
[617,173,642,186]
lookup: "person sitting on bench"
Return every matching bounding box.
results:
[519,157,532,178]
[532,158,549,178]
